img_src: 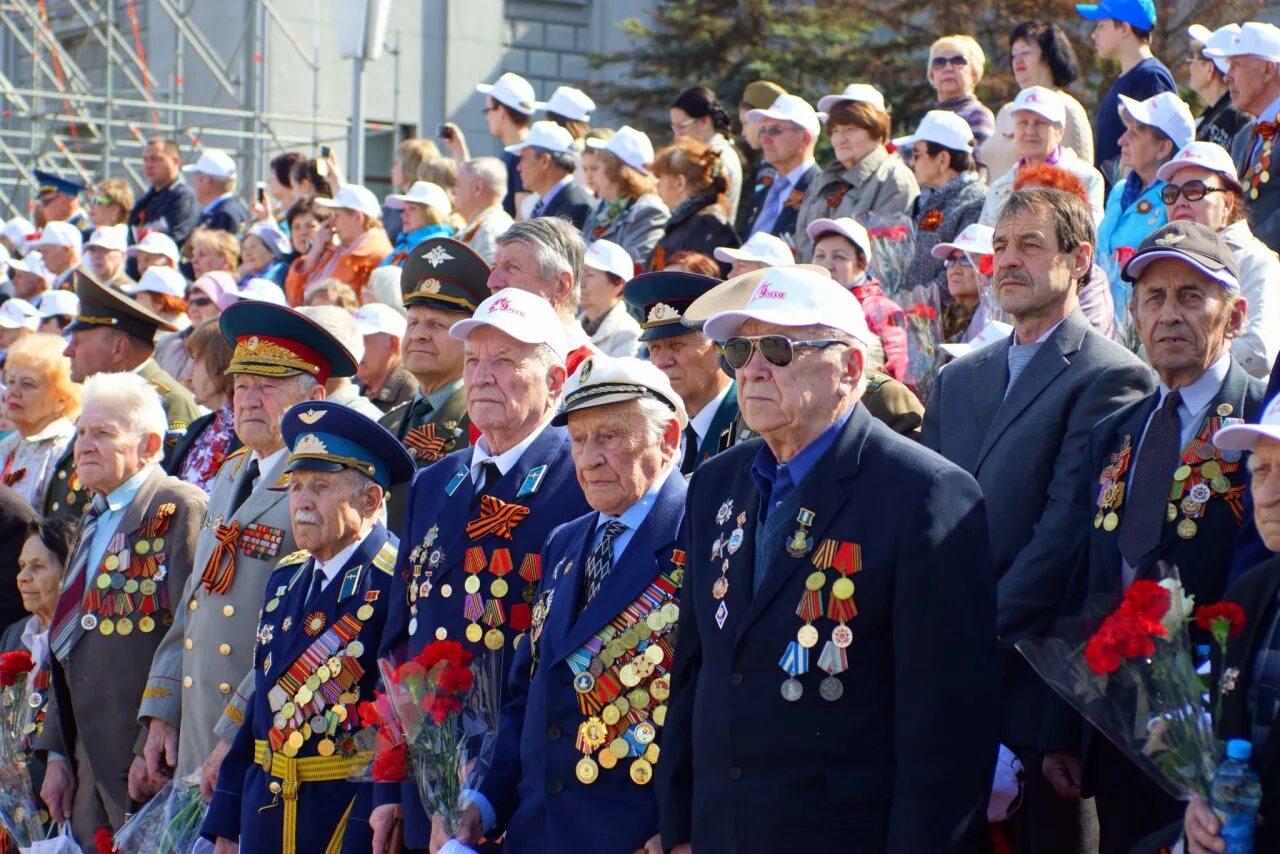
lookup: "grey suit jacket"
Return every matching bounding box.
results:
[922,309,1155,745]
[583,193,671,266]
[1232,123,1280,253]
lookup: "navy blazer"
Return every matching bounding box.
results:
[659,404,998,852]
[204,525,398,853]
[742,163,819,242]
[923,309,1155,745]
[692,384,744,472]
[539,182,595,232]
[479,471,686,853]
[375,425,590,848]
[1232,123,1280,254]
[196,195,250,236]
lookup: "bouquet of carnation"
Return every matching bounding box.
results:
[111,773,207,853]
[864,215,915,298]
[1017,567,1244,800]
[355,640,501,845]
[0,650,46,847]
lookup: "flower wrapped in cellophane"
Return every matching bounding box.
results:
[112,773,208,853]
[0,649,46,848]
[864,214,944,402]
[1017,567,1244,800]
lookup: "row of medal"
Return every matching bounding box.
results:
[780,535,862,703]
[571,560,683,787]
[263,611,367,758]
[80,507,175,636]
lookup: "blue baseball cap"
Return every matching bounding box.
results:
[1076,0,1156,31]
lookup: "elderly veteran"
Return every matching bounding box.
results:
[1047,221,1266,853]
[487,218,597,374]
[1182,397,1280,853]
[625,271,747,473]
[378,237,490,527]
[682,267,925,440]
[138,303,356,792]
[740,95,821,241]
[204,401,412,854]
[448,357,686,853]
[658,267,997,851]
[370,288,591,852]
[36,372,205,849]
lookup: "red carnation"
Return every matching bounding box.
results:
[1085,624,1122,675]
[412,639,472,673]
[1107,613,1158,659]
[371,743,409,782]
[1120,580,1172,637]
[437,664,475,695]
[0,650,34,688]
[94,826,114,854]
[978,255,994,277]
[358,699,382,730]
[1195,602,1246,640]
[1116,246,1136,268]
[509,603,532,632]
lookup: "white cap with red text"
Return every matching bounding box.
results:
[586,126,655,174]
[85,224,128,253]
[745,94,823,137]
[702,266,871,346]
[1010,86,1066,125]
[315,184,383,220]
[931,223,996,259]
[805,217,872,261]
[37,290,79,319]
[353,302,408,339]
[0,298,40,331]
[1203,21,1280,64]
[27,221,82,251]
[583,239,635,283]
[128,231,180,263]
[124,266,188,299]
[1118,93,1196,151]
[1155,141,1243,192]
[1188,23,1241,73]
[449,287,568,363]
[505,121,576,156]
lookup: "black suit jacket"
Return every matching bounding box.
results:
[1232,123,1280,254]
[742,163,819,242]
[659,404,998,852]
[0,485,37,631]
[539,182,594,231]
[195,195,249,236]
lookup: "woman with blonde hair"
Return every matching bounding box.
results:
[582,127,670,265]
[186,226,240,279]
[927,34,996,161]
[287,184,392,300]
[649,140,740,273]
[0,334,81,509]
[89,178,134,228]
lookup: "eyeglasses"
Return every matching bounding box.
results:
[760,124,798,138]
[670,118,695,133]
[1160,180,1230,205]
[720,335,849,370]
[187,296,212,308]
[931,54,969,69]
[90,197,112,207]
[481,105,498,115]
[944,255,973,269]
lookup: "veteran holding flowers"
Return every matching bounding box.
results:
[657,267,997,852]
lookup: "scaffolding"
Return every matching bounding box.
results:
[0,0,353,219]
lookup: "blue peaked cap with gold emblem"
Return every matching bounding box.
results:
[34,168,86,197]
[281,401,415,490]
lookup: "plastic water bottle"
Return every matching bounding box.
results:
[1210,739,1263,853]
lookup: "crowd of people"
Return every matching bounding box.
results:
[0,3,1279,853]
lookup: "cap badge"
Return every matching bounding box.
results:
[297,409,326,425]
[422,246,454,267]
[578,358,593,383]
[647,302,680,323]
[416,278,443,294]
[295,434,328,454]
[1154,232,1186,247]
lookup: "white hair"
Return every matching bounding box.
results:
[298,304,364,363]
[463,157,509,199]
[363,267,407,318]
[635,396,682,469]
[80,371,168,462]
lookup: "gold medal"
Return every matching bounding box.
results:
[1177,518,1198,539]
[116,617,133,636]
[465,623,483,643]
[316,738,335,757]
[1211,475,1231,493]
[281,740,298,758]
[104,554,120,571]
[804,572,825,591]
[598,749,618,769]
[711,576,729,600]
[490,578,509,598]
[153,537,165,552]
[123,579,139,594]
[651,704,666,727]
[1103,512,1119,532]
[576,756,599,784]
[645,743,660,763]
[1217,404,1234,418]
[630,758,654,785]
[135,539,151,556]
[138,615,155,633]
[96,573,111,590]
[1201,460,1222,480]
[265,598,279,613]
[296,686,314,705]
[356,604,374,621]
[1174,465,1192,482]
[1094,510,1104,529]
[608,738,629,758]
[1167,503,1178,523]
[464,575,481,595]
[797,624,819,648]
[831,577,854,600]
[644,645,664,665]
[484,628,504,650]
[619,664,640,687]
[287,731,305,750]
[99,619,115,636]
[602,704,621,725]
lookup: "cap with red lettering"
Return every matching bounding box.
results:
[448,287,568,363]
[702,266,871,345]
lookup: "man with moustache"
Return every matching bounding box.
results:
[137,303,357,798]
[369,289,590,852]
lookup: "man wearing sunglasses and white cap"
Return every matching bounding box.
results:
[1047,220,1265,852]
[659,266,997,852]
[741,95,822,240]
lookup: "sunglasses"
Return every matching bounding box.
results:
[1160,180,1230,205]
[931,55,969,69]
[760,124,798,138]
[721,335,848,370]
[944,255,974,269]
[187,296,212,308]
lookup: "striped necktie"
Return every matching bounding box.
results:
[583,521,627,606]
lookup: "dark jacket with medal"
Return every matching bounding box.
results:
[659,403,997,852]
[377,381,470,532]
[1232,121,1280,254]
[374,423,590,848]
[37,467,205,818]
[204,526,398,854]
[479,472,686,853]
[741,163,819,245]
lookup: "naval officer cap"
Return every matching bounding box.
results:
[553,354,687,429]
[219,301,358,384]
[400,236,491,315]
[282,400,415,490]
[623,270,723,341]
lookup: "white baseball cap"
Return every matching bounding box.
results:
[1156,141,1244,192]
[1204,21,1280,64]
[745,94,823,138]
[940,320,1013,358]
[128,231,180,264]
[0,298,41,331]
[218,278,288,310]
[449,288,568,363]
[476,72,542,115]
[703,266,872,345]
[182,149,237,181]
[124,266,188,299]
[552,354,687,429]
[805,218,872,261]
[2,217,35,252]
[245,221,289,255]
[36,289,79,319]
[28,221,83,252]
[1119,93,1196,151]
[1010,86,1066,126]
[1216,393,1280,451]
[505,121,576,156]
[583,239,635,283]
[353,302,408,339]
[542,86,595,123]
[816,84,886,116]
[714,232,794,267]
[1188,23,1241,73]
[386,181,454,216]
[85,224,129,253]
[586,126,655,175]
[315,184,383,220]
[5,252,51,282]
[894,110,976,153]
[931,223,996,260]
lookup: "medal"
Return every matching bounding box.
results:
[576,755,599,784]
[1177,518,1198,539]
[716,500,733,527]
[715,600,728,630]
[817,640,848,702]
[786,509,815,558]
[711,575,729,599]
[779,640,808,701]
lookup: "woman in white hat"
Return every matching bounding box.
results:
[381,181,456,266]
[0,333,80,509]
[582,127,671,266]
[288,184,393,301]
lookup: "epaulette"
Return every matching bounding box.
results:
[372,541,398,575]
[864,370,889,393]
[275,548,311,568]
